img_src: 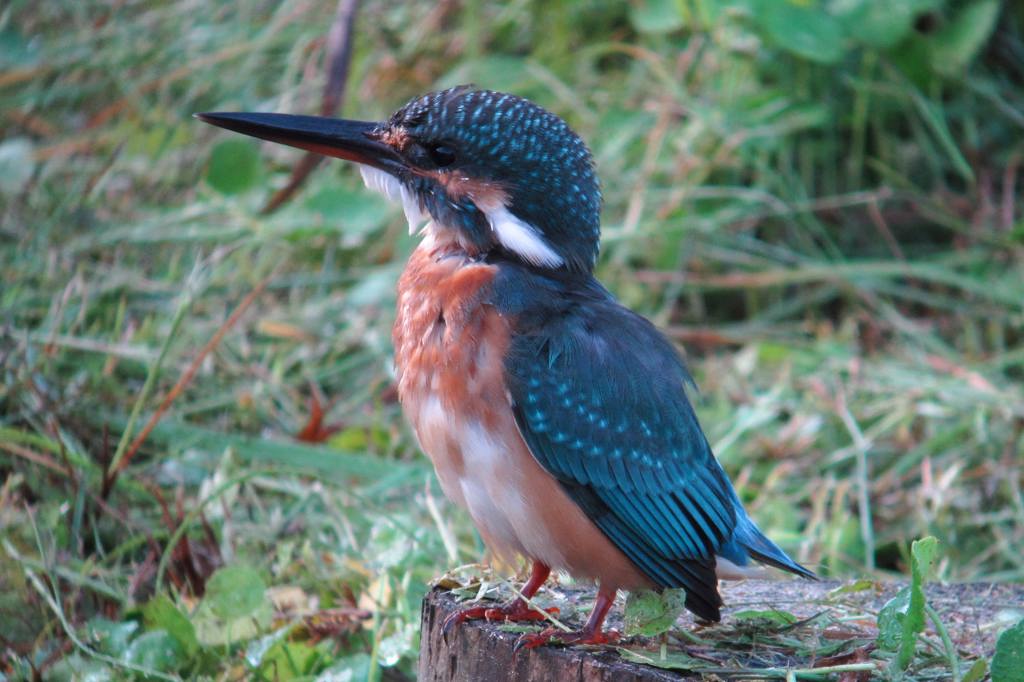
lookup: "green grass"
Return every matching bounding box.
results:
[2,0,1023,679]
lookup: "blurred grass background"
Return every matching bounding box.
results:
[1,0,1022,679]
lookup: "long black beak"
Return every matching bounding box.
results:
[194,112,405,173]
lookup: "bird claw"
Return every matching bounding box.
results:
[484,603,559,622]
[514,627,620,652]
[442,600,559,642]
[441,606,488,641]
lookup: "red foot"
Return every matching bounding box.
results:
[514,627,620,651]
[514,584,620,651]
[442,561,555,640]
[442,600,560,638]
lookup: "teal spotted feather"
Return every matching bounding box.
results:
[495,265,814,621]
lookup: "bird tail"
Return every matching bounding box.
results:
[727,515,816,580]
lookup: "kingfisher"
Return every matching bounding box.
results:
[197,86,814,649]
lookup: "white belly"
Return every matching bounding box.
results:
[412,394,569,570]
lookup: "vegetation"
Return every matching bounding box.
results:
[2,0,1022,679]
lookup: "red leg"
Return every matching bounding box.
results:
[515,584,620,650]
[442,561,559,636]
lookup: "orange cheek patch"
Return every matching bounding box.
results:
[417,170,509,210]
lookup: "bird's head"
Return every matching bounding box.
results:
[198,87,601,272]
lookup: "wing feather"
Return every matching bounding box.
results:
[505,295,742,619]
[493,267,813,621]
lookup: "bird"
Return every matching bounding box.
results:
[197,86,814,649]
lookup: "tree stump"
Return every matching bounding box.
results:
[419,579,1023,681]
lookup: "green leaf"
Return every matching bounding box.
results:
[616,646,703,671]
[832,0,938,49]
[732,609,798,626]
[193,598,274,647]
[752,0,845,64]
[900,536,938,661]
[624,588,687,637]
[206,565,267,619]
[877,586,911,652]
[302,184,393,240]
[877,536,939,669]
[828,579,877,597]
[44,654,115,682]
[910,536,939,583]
[192,567,273,647]
[629,0,684,35]
[205,139,262,195]
[962,657,988,682]
[258,640,321,680]
[329,426,368,452]
[887,30,936,87]
[143,595,199,657]
[930,0,1001,76]
[123,629,185,673]
[316,653,374,680]
[992,619,1024,682]
[193,585,274,647]
[84,617,139,657]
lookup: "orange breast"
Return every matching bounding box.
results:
[392,233,509,504]
[392,231,650,591]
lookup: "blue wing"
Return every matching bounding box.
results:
[494,270,812,621]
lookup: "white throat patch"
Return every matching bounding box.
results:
[358,164,427,234]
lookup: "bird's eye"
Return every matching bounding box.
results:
[427,144,456,167]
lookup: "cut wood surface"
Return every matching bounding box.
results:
[419,579,1024,681]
